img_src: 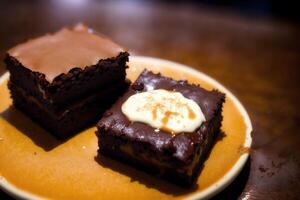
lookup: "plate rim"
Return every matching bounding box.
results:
[0,56,252,200]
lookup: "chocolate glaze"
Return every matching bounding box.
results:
[98,69,225,164]
[7,24,125,82]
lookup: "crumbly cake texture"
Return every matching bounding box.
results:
[97,69,225,186]
[5,52,129,108]
[5,25,130,139]
[9,80,129,139]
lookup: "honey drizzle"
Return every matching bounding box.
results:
[152,104,162,120]
[187,106,196,119]
[160,111,179,134]
[149,97,197,134]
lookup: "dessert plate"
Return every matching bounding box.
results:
[0,56,252,200]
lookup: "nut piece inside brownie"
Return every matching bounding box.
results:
[5,24,130,139]
[96,69,225,186]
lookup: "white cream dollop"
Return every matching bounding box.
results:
[121,89,205,134]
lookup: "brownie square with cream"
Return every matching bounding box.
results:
[96,69,225,186]
[5,24,129,139]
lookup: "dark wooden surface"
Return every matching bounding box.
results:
[1,1,300,199]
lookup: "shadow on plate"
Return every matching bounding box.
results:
[94,153,198,196]
[94,130,226,197]
[0,106,66,151]
[211,158,251,200]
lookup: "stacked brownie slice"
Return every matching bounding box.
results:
[5,25,129,139]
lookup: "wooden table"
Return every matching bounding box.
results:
[1,1,299,199]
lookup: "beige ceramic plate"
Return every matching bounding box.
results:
[0,56,252,200]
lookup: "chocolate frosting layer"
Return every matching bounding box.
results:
[8,24,125,82]
[98,70,225,163]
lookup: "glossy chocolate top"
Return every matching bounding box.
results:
[98,70,225,163]
[8,24,125,82]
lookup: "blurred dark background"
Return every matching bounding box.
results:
[3,0,300,19]
[2,0,300,21]
[172,0,299,21]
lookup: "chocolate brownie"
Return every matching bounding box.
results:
[9,80,129,139]
[5,24,130,139]
[97,69,225,186]
[5,24,129,107]
[5,52,128,108]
